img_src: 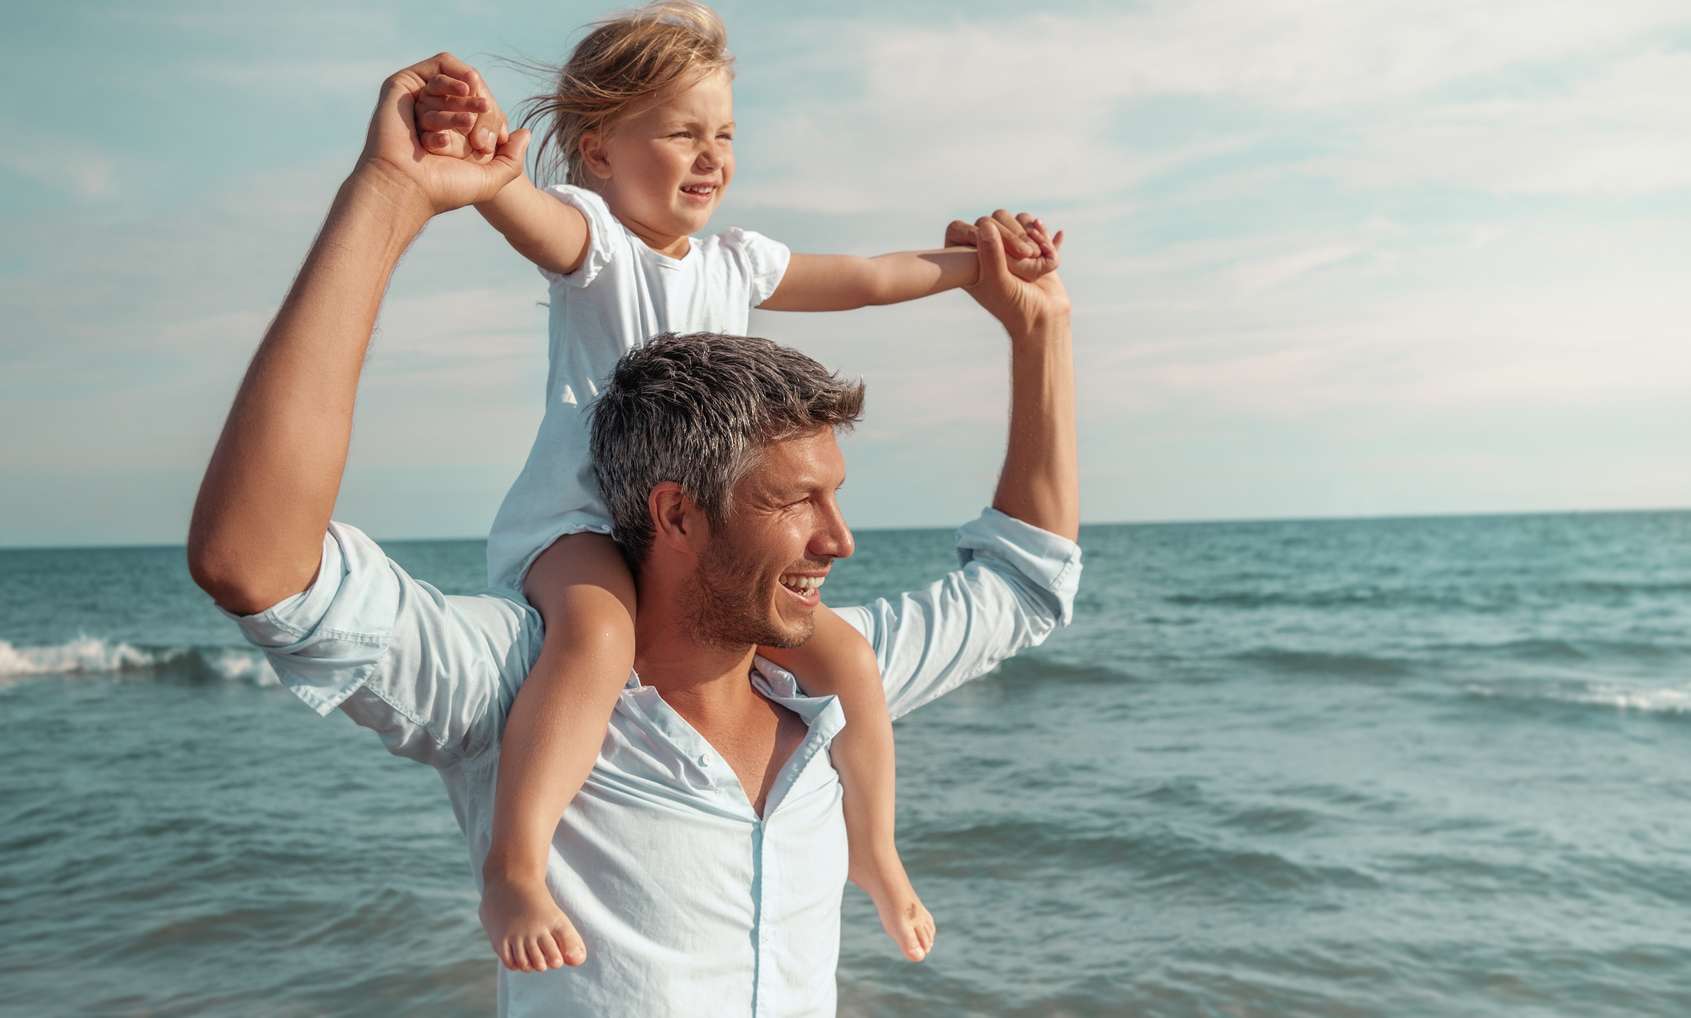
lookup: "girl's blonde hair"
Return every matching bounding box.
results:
[516,1,734,188]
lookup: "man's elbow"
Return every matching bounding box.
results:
[187,540,258,615]
[186,531,305,616]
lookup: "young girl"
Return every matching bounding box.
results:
[412,1,1058,974]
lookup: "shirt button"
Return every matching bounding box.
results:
[697,753,710,767]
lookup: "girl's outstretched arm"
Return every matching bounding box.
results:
[758,249,977,312]
[759,217,1057,313]
[475,176,592,278]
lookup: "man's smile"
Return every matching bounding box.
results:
[778,571,825,607]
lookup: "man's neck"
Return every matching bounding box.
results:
[628,560,811,818]
[632,602,761,718]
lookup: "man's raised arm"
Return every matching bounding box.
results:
[187,54,529,613]
[956,212,1078,541]
[839,211,1080,719]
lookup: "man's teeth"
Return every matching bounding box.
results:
[781,575,823,593]
[681,184,715,194]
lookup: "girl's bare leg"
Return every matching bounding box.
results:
[762,608,935,962]
[480,533,636,973]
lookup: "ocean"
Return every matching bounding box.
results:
[3,510,1690,1016]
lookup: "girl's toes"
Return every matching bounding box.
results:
[900,924,927,962]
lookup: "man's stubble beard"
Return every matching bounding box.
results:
[682,530,815,651]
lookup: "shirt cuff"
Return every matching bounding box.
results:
[955,507,1083,626]
[216,525,388,716]
[219,530,344,648]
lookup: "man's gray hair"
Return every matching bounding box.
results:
[589,331,865,570]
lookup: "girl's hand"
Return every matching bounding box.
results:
[944,210,1062,283]
[956,215,1070,337]
[356,53,531,216]
[413,64,509,165]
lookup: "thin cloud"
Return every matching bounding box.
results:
[0,136,118,199]
[1225,244,1364,295]
[186,56,396,93]
[738,1,1691,217]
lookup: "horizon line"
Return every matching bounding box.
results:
[3,503,1687,553]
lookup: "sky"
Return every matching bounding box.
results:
[3,0,1689,547]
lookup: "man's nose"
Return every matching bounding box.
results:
[812,498,854,561]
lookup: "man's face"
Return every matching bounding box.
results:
[683,427,854,649]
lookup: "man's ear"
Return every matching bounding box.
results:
[579,131,612,182]
[648,482,706,558]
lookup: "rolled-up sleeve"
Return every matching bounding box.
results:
[835,508,1082,720]
[225,522,538,769]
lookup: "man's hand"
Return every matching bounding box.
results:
[413,65,510,165]
[355,53,529,217]
[950,211,1070,338]
[946,209,1063,285]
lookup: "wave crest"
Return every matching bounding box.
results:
[1557,684,1691,715]
[1464,680,1691,719]
[0,637,277,686]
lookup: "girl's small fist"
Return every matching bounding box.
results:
[414,70,508,164]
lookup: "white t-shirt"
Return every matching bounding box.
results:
[485,184,792,591]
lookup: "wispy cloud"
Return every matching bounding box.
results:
[0,131,119,199]
[99,2,393,41]
[185,56,397,94]
[1304,49,1691,195]
[737,0,1691,217]
[5,0,1690,542]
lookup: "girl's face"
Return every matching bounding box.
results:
[588,69,735,256]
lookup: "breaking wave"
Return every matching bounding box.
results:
[0,637,276,686]
[1462,680,1691,719]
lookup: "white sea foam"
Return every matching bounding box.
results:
[0,637,277,686]
[1467,680,1691,716]
[0,636,159,676]
[1567,684,1691,715]
[201,647,280,686]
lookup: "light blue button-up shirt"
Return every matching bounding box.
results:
[231,507,1081,1018]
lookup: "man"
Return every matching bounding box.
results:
[187,55,1080,1017]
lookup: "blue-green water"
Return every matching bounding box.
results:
[3,511,1690,1016]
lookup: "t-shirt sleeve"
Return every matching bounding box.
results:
[719,227,792,308]
[538,184,622,289]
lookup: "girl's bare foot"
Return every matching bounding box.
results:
[479,871,587,972]
[852,851,937,962]
[874,885,936,963]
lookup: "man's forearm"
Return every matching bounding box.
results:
[188,165,431,613]
[991,313,1079,541]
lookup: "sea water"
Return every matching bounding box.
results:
[3,510,1690,1016]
